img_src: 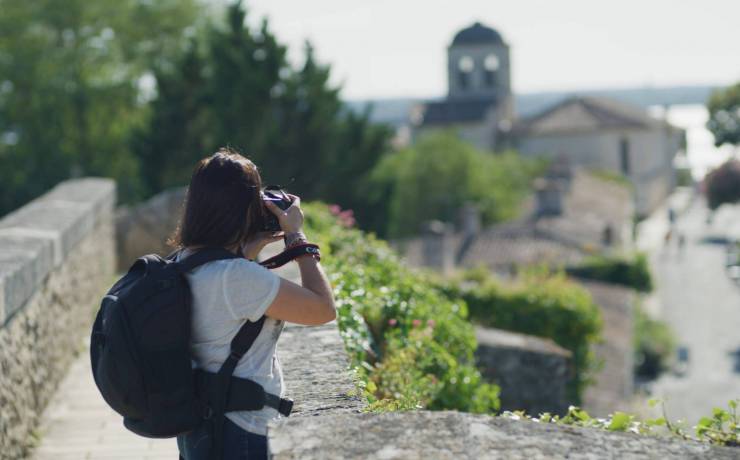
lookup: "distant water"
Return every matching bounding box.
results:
[649,104,736,180]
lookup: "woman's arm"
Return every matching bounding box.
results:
[262,196,336,325]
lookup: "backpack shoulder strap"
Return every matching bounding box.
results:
[175,247,240,273]
[209,316,267,460]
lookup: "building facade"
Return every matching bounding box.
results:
[515,97,684,216]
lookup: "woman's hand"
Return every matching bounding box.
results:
[265,194,304,233]
[240,231,283,260]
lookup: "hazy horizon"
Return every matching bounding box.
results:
[225,0,740,99]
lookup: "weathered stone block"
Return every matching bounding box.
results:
[475,327,572,415]
[0,236,54,322]
[115,187,186,271]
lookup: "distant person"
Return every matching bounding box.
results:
[664,229,673,247]
[668,207,676,225]
[678,232,687,253]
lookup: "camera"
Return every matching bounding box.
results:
[261,185,293,232]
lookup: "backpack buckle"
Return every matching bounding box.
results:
[278,398,294,417]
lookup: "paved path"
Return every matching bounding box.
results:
[31,243,300,459]
[642,197,740,425]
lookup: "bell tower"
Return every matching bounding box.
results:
[447,22,512,112]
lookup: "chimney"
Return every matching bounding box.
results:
[421,220,454,274]
[534,178,563,217]
[548,154,573,192]
[460,202,481,237]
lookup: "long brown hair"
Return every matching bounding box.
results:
[171,147,265,249]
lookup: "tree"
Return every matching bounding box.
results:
[705,159,740,210]
[366,131,543,238]
[134,1,392,216]
[0,0,200,215]
[707,82,740,149]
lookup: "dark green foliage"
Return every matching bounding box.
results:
[0,0,200,215]
[566,253,653,292]
[304,203,500,413]
[633,303,676,380]
[707,82,740,148]
[437,267,603,402]
[365,131,545,238]
[0,1,391,221]
[133,2,392,208]
[705,160,740,210]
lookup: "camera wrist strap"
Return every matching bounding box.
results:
[259,243,321,269]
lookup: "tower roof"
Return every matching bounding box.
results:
[452,22,504,46]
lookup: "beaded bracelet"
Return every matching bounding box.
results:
[284,231,308,248]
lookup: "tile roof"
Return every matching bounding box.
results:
[420,97,496,125]
[452,22,505,47]
[516,96,670,135]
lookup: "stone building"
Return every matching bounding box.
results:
[412,22,514,150]
[514,96,685,216]
[412,22,685,217]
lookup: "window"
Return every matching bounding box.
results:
[458,56,474,89]
[619,137,630,175]
[484,55,499,87]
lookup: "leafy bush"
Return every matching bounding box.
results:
[304,203,500,413]
[566,253,653,292]
[707,81,740,148]
[437,267,603,402]
[634,304,676,380]
[502,398,740,448]
[705,160,740,211]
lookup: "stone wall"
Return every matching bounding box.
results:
[580,280,635,417]
[268,411,737,459]
[115,187,186,271]
[475,327,572,415]
[0,179,115,459]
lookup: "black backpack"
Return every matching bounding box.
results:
[90,248,292,458]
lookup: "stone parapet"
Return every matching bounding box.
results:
[0,178,115,323]
[0,178,115,459]
[268,411,737,459]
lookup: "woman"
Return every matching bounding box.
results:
[173,148,336,459]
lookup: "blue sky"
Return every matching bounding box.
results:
[230,0,740,99]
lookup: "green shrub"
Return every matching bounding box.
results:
[502,399,740,448]
[304,202,500,413]
[634,303,676,380]
[437,267,603,402]
[566,253,653,292]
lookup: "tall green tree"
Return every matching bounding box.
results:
[0,0,200,214]
[707,82,740,149]
[134,1,392,215]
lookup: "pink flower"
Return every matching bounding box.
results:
[329,204,341,215]
[412,319,422,327]
[388,318,398,326]
[427,319,436,328]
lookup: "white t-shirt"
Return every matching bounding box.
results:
[177,249,283,435]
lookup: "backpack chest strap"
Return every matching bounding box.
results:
[194,370,293,417]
